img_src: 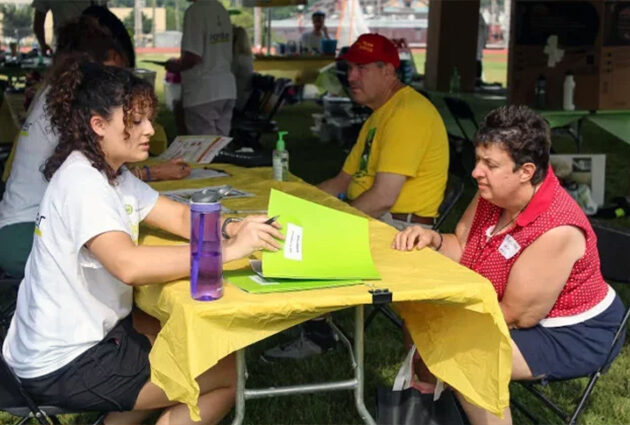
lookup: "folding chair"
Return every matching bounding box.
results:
[433,174,465,231]
[0,352,106,425]
[512,220,630,425]
[443,96,478,178]
[231,78,295,147]
[0,267,20,340]
[365,173,465,330]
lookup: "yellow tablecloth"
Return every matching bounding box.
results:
[137,164,511,420]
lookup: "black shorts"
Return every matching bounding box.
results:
[20,315,151,412]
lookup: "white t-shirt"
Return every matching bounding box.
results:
[3,151,158,378]
[300,30,328,52]
[180,0,236,108]
[0,87,56,229]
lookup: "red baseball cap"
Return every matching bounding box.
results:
[337,33,400,69]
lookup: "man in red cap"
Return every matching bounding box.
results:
[318,33,449,230]
[262,34,449,362]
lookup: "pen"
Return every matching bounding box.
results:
[264,215,279,225]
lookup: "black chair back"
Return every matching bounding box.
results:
[591,220,630,284]
[433,174,465,231]
[443,96,478,143]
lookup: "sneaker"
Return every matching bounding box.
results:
[261,333,330,362]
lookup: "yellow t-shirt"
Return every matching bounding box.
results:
[342,86,449,217]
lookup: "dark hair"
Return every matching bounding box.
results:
[43,61,157,184]
[52,15,127,75]
[474,105,551,185]
[312,11,325,18]
[82,5,136,67]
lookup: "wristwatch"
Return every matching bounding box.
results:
[221,217,243,239]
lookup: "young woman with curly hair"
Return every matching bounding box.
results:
[2,62,283,425]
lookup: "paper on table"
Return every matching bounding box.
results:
[161,185,253,204]
[262,189,381,280]
[184,168,229,180]
[158,135,232,164]
[225,268,362,294]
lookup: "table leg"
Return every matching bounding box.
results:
[354,306,377,425]
[231,349,246,425]
[230,306,376,425]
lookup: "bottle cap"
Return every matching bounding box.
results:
[191,188,221,204]
[276,131,288,151]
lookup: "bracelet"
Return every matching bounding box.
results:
[143,165,151,182]
[434,231,443,252]
[221,217,243,239]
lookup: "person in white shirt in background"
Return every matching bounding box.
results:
[3,60,283,425]
[166,0,236,136]
[300,11,329,53]
[232,25,254,112]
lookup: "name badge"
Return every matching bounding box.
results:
[498,234,521,259]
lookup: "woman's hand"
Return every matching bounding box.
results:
[150,158,191,181]
[223,216,284,262]
[224,214,269,239]
[392,225,439,251]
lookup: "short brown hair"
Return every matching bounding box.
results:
[475,105,551,185]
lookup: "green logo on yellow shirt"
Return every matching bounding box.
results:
[355,127,376,178]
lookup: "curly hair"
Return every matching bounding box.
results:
[43,61,157,185]
[474,105,551,185]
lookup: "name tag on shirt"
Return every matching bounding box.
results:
[498,234,521,259]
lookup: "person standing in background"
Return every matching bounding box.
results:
[166,0,236,136]
[300,11,329,53]
[476,13,488,86]
[32,0,103,55]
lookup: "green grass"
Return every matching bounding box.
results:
[2,52,629,424]
[413,51,507,87]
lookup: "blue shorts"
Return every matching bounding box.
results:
[511,295,626,381]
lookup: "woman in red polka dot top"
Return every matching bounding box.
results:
[393,105,625,425]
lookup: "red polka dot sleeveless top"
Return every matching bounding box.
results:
[460,168,608,318]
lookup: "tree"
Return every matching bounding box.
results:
[1,5,33,43]
[123,10,153,34]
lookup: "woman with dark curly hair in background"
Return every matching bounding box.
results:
[0,16,191,280]
[2,62,283,425]
[393,105,625,425]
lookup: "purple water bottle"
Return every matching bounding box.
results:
[190,190,223,301]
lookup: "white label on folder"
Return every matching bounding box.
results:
[284,223,303,261]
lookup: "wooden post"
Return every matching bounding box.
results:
[425,0,480,92]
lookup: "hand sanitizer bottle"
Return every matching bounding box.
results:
[273,131,289,181]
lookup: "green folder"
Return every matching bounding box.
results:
[261,189,381,280]
[224,268,362,294]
